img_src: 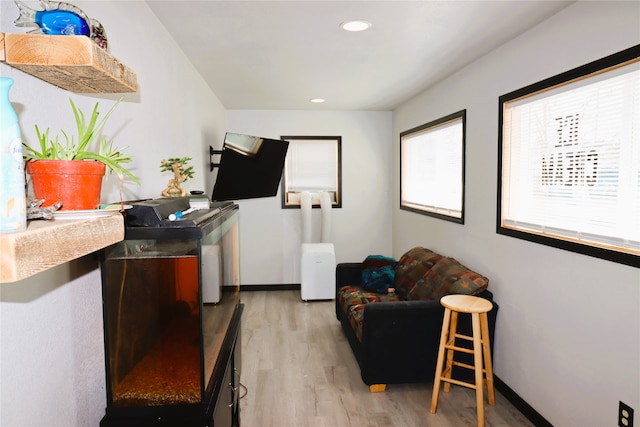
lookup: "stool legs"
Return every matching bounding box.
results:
[430,308,495,427]
[480,312,495,405]
[430,307,451,414]
[443,310,459,393]
[472,312,486,427]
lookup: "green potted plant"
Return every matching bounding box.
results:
[23,97,139,210]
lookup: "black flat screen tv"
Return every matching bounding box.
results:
[212,132,289,201]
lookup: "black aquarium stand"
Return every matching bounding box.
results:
[99,200,242,427]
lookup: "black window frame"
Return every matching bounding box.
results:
[400,109,466,224]
[280,135,342,209]
[497,44,640,268]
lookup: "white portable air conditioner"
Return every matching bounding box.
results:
[301,243,336,301]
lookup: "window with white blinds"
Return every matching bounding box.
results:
[498,45,640,267]
[280,136,341,208]
[400,110,465,223]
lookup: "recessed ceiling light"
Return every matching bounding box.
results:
[340,20,372,32]
[311,98,325,103]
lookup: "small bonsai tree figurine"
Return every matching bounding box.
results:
[160,157,194,197]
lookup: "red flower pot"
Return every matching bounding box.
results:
[27,160,106,210]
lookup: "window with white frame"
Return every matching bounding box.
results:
[498,45,640,267]
[400,110,466,223]
[280,136,341,208]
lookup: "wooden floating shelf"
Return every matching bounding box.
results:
[0,213,124,283]
[0,32,138,93]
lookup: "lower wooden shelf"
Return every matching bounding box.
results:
[0,213,124,283]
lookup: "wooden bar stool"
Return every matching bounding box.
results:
[430,294,495,427]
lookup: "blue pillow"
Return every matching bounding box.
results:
[361,255,396,293]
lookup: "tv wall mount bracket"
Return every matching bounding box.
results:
[209,146,222,172]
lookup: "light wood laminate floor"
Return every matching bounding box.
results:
[239,290,534,427]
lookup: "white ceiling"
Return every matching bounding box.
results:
[146,0,573,111]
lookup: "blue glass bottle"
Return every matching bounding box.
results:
[0,77,27,233]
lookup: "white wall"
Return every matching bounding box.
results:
[226,109,393,285]
[3,0,638,426]
[0,1,225,425]
[392,2,640,426]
